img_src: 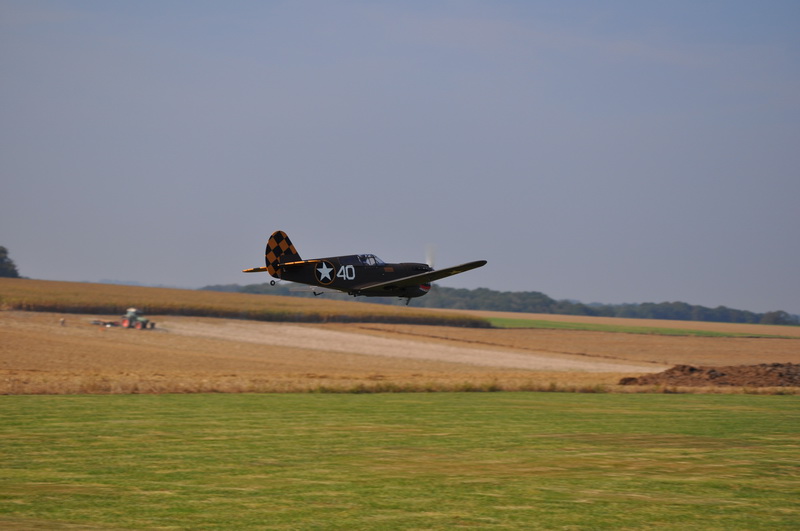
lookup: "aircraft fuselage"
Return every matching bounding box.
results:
[281,254,433,298]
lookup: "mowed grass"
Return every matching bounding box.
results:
[1,394,798,530]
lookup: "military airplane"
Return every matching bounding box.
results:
[243,231,487,303]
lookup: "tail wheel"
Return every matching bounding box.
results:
[121,318,130,328]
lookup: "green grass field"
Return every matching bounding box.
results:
[1,393,798,530]
[488,317,791,338]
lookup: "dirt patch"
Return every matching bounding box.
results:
[619,363,800,387]
[163,319,662,373]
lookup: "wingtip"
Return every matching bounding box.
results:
[463,259,487,269]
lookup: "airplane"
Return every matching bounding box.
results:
[243,230,487,304]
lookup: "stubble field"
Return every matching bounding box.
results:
[3,305,799,394]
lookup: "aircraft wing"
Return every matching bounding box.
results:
[354,260,487,293]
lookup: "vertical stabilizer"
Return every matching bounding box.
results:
[265,230,301,278]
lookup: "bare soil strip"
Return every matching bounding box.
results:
[163,319,664,373]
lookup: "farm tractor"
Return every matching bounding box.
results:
[120,308,155,330]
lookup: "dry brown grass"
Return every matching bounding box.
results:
[3,308,799,395]
[0,311,628,394]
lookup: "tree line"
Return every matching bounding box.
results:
[202,282,799,326]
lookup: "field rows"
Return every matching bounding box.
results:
[0,278,488,327]
[3,310,800,394]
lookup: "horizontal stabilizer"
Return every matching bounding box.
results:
[282,259,323,267]
[243,266,270,273]
[243,259,314,273]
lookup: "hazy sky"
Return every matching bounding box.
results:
[2,1,799,314]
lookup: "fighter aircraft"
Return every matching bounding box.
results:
[243,230,487,303]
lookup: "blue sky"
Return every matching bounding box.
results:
[2,1,799,313]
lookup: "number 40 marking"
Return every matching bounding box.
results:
[337,265,356,280]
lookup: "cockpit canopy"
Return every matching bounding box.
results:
[357,254,385,266]
[337,254,387,266]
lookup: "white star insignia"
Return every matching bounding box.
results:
[317,262,333,281]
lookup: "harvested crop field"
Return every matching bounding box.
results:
[3,309,800,394]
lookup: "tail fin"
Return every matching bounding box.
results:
[264,230,301,278]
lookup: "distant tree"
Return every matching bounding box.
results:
[0,246,20,278]
[760,311,797,326]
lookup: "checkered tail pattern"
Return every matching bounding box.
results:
[264,231,300,277]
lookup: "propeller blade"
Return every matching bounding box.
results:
[425,244,436,268]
